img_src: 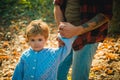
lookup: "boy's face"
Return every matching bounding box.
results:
[28,34,47,51]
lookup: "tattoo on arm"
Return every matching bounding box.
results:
[82,13,108,28]
[82,23,89,28]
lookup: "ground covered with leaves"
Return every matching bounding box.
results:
[0,19,120,80]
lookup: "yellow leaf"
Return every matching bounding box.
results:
[2,41,9,48]
[0,55,9,59]
[107,69,113,75]
[0,49,5,53]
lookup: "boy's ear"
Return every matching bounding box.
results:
[45,38,48,42]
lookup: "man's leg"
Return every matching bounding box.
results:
[72,43,98,80]
[57,50,73,80]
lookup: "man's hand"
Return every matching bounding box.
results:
[58,22,84,38]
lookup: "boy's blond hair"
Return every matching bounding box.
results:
[26,20,49,40]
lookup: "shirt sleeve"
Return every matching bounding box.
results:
[99,1,113,19]
[58,34,77,50]
[55,34,77,62]
[12,56,24,80]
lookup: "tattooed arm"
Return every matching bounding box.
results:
[58,13,109,38]
[81,13,109,34]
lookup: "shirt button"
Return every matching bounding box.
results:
[32,67,35,69]
[31,75,34,78]
[34,59,36,62]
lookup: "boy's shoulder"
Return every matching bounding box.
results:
[21,48,31,57]
[21,48,59,56]
[44,47,58,52]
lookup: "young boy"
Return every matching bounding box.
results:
[12,20,76,80]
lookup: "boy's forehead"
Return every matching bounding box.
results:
[31,34,43,37]
[29,34,45,38]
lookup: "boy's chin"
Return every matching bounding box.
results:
[33,48,43,52]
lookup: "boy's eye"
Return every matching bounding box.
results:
[31,39,35,42]
[38,39,42,41]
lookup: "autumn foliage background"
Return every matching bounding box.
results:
[0,0,120,80]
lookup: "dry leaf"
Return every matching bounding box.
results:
[0,55,9,60]
[2,41,9,48]
[0,49,5,53]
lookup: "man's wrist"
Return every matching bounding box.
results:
[75,26,85,35]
